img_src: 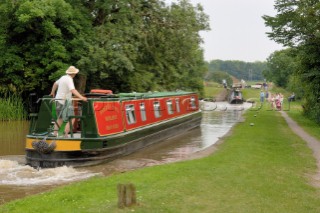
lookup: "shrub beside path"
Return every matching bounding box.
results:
[281,111,320,187]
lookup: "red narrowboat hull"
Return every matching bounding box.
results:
[26,91,202,168]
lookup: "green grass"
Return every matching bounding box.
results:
[1,105,320,212]
[269,85,291,97]
[241,87,263,104]
[245,81,263,85]
[203,82,225,98]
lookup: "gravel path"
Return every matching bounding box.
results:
[280,111,320,187]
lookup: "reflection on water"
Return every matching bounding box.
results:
[0,121,29,155]
[0,102,251,204]
[200,102,248,149]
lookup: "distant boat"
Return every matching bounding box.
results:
[228,89,243,104]
[25,90,202,168]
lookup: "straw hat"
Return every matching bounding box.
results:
[66,66,79,74]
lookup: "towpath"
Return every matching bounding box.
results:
[280,111,320,187]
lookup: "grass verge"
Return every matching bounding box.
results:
[1,105,320,212]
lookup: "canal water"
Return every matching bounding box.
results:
[0,102,252,204]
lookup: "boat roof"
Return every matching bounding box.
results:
[118,91,196,99]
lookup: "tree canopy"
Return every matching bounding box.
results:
[204,70,233,87]
[263,48,298,88]
[0,0,209,96]
[0,0,93,93]
[207,60,267,81]
[263,0,320,122]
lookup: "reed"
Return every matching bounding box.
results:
[0,93,27,121]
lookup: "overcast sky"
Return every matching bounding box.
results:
[166,0,284,62]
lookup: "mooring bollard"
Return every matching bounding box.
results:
[117,183,137,208]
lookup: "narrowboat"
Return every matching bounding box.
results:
[26,90,202,168]
[228,89,243,104]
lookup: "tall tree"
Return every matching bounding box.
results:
[83,0,209,93]
[0,0,93,94]
[263,0,320,122]
[263,48,298,88]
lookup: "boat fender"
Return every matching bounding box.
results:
[32,140,56,154]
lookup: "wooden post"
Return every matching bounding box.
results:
[117,183,137,208]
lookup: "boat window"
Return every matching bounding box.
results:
[190,96,196,108]
[140,103,147,121]
[175,99,180,113]
[153,101,162,118]
[166,100,173,115]
[125,105,136,124]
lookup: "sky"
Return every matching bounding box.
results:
[166,0,284,62]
